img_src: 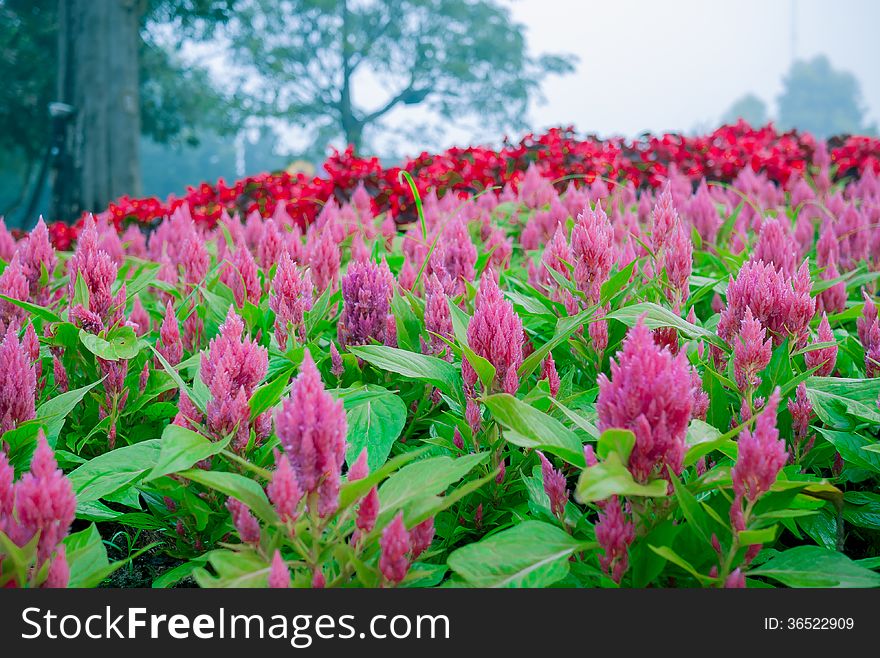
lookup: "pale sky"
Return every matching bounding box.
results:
[355,0,880,154]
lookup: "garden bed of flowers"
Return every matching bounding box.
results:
[2,122,880,588]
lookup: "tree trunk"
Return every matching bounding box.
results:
[53,0,142,221]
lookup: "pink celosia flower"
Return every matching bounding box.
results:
[731,388,786,505]
[330,341,344,377]
[268,550,290,588]
[0,252,29,334]
[221,242,261,308]
[226,497,261,544]
[650,182,678,251]
[379,512,411,585]
[201,307,268,448]
[13,430,76,562]
[858,291,879,362]
[597,317,693,482]
[538,451,568,517]
[788,382,814,458]
[129,296,150,336]
[733,308,772,392]
[453,427,464,451]
[718,259,815,348]
[347,448,369,482]
[275,350,347,517]
[20,218,57,305]
[173,391,203,432]
[595,495,634,584]
[52,355,69,393]
[804,312,837,377]
[356,487,380,535]
[156,301,183,366]
[541,353,561,397]
[0,218,14,260]
[269,251,313,350]
[423,273,453,360]
[463,271,524,395]
[687,180,721,244]
[67,215,118,323]
[427,216,477,298]
[338,259,396,349]
[43,545,70,589]
[307,229,341,294]
[410,518,435,559]
[571,202,614,304]
[690,367,709,421]
[664,222,692,307]
[268,450,302,526]
[258,218,286,271]
[0,325,36,435]
[752,217,797,275]
[724,569,746,589]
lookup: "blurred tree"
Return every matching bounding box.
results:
[0,0,241,224]
[778,55,874,138]
[722,93,768,127]
[223,0,575,154]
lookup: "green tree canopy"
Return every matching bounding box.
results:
[220,0,575,154]
[721,93,768,127]
[777,54,873,138]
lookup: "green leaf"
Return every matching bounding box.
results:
[670,472,714,548]
[447,521,589,587]
[79,326,140,361]
[608,302,728,350]
[748,546,880,587]
[519,307,593,379]
[806,377,880,429]
[483,393,585,467]
[145,425,231,482]
[574,452,668,502]
[194,549,277,588]
[0,294,62,322]
[349,345,463,402]
[378,452,489,524]
[596,428,636,463]
[35,379,103,444]
[248,367,292,420]
[68,440,162,507]
[739,526,778,545]
[151,344,207,413]
[343,388,407,472]
[64,523,112,588]
[816,428,880,473]
[178,469,277,524]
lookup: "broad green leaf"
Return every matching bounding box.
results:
[519,307,593,379]
[79,326,140,361]
[748,546,880,587]
[349,345,463,402]
[575,452,668,502]
[0,294,62,322]
[35,379,103,444]
[194,549,277,588]
[448,521,589,587]
[344,388,407,472]
[483,393,585,467]
[145,425,231,481]
[178,469,277,524]
[64,523,112,588]
[248,367,292,419]
[596,428,636,463]
[68,440,161,507]
[378,452,489,524]
[608,302,728,350]
[447,299,497,391]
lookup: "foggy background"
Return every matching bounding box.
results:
[2,0,878,224]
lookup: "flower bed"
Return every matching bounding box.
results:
[2,123,880,588]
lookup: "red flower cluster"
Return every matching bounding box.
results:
[46,121,880,248]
